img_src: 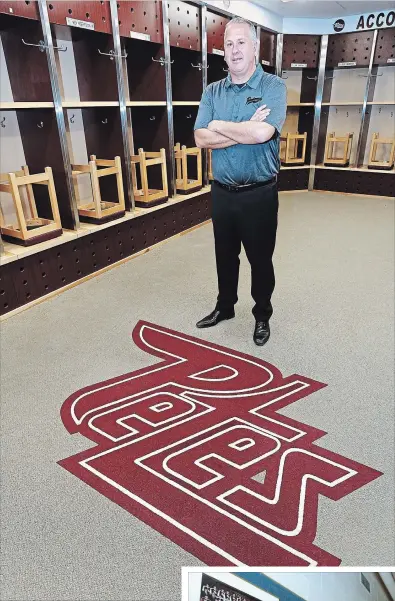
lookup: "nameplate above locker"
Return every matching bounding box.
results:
[291,62,307,67]
[130,32,151,42]
[212,49,225,56]
[338,61,357,66]
[387,58,395,63]
[66,17,95,30]
[261,60,270,66]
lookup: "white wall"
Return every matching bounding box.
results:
[187,572,394,601]
[283,9,395,35]
[205,0,283,32]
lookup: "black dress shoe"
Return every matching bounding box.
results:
[196,309,235,329]
[253,321,270,346]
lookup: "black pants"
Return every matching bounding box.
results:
[211,180,279,322]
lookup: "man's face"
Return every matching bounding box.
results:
[224,23,256,76]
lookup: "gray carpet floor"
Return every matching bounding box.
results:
[0,191,394,601]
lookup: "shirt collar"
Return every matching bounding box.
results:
[225,63,264,90]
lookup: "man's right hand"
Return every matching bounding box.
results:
[250,105,271,122]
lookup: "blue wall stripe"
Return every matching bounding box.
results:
[235,573,307,601]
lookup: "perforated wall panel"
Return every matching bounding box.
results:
[117,1,163,44]
[46,1,111,35]
[314,169,394,197]
[374,27,395,65]
[0,1,39,20]
[278,169,309,191]
[168,1,200,51]
[206,10,229,55]
[282,35,320,69]
[326,31,374,68]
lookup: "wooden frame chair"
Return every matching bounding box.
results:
[174,143,202,194]
[368,133,395,170]
[280,132,307,165]
[324,132,354,167]
[130,148,168,208]
[0,165,62,246]
[71,155,125,223]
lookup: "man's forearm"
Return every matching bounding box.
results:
[194,128,238,149]
[211,120,275,145]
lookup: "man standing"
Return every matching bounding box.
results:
[194,17,287,346]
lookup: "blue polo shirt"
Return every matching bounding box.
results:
[194,64,287,185]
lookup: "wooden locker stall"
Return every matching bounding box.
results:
[0,10,74,231]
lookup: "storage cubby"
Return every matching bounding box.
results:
[65,107,126,213]
[316,106,363,167]
[129,105,170,200]
[0,107,74,228]
[1,12,53,103]
[171,45,203,102]
[282,34,320,69]
[361,106,395,170]
[326,31,374,68]
[46,1,111,35]
[117,1,163,44]
[259,29,276,73]
[322,66,369,105]
[53,24,118,103]
[168,0,200,51]
[173,105,199,183]
[123,37,167,102]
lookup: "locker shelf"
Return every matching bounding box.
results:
[62,101,120,108]
[0,102,54,109]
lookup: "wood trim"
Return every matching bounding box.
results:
[0,102,54,109]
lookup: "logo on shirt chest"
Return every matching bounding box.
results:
[246,96,262,104]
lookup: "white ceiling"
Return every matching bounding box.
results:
[250,0,395,19]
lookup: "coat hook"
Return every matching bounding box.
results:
[101,118,108,124]
[346,111,349,117]
[306,75,317,81]
[379,107,382,113]
[186,114,192,119]
[37,121,44,128]
[70,114,75,123]
[98,49,115,60]
[22,38,47,52]
[0,117,5,128]
[149,116,156,121]
[223,67,229,72]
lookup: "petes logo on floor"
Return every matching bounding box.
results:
[59,321,382,566]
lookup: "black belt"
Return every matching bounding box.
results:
[213,176,277,193]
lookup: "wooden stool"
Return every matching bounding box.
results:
[208,149,213,181]
[72,155,125,224]
[131,148,168,208]
[324,132,353,167]
[280,132,307,165]
[368,133,395,170]
[174,143,202,194]
[0,165,62,246]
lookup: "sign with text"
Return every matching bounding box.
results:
[66,17,94,30]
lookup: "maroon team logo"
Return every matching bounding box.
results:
[59,321,382,566]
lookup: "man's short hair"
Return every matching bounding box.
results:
[224,17,258,45]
